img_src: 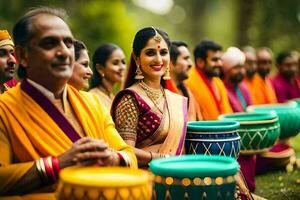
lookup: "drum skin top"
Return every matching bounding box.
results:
[219,112,278,122]
[59,167,150,187]
[247,101,297,112]
[187,120,239,132]
[149,155,239,178]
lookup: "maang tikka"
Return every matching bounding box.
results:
[152,27,171,80]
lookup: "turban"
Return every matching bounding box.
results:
[0,30,14,47]
[222,47,245,72]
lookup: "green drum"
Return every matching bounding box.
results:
[219,112,280,155]
[149,155,239,200]
[292,98,300,108]
[247,101,300,139]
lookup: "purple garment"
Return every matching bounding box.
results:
[225,82,253,112]
[271,73,300,103]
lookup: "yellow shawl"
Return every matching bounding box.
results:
[0,84,136,196]
[243,73,277,105]
[185,67,232,120]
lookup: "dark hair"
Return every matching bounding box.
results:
[170,41,188,64]
[124,27,171,88]
[74,40,87,61]
[193,39,222,62]
[90,43,120,88]
[276,51,292,65]
[13,6,68,79]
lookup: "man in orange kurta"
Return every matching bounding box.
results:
[243,47,277,104]
[185,40,232,120]
[166,41,202,121]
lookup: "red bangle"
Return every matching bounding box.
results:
[117,152,126,166]
[43,157,56,183]
[51,157,60,180]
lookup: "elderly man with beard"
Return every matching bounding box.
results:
[0,30,17,93]
[223,47,252,112]
[222,47,257,195]
[185,40,232,120]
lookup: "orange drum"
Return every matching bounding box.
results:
[56,167,152,200]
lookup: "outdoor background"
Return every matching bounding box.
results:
[1,0,299,62]
[1,0,300,199]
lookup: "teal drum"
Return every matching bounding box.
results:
[185,121,241,159]
[149,155,239,200]
[247,101,300,139]
[291,98,300,108]
[219,112,280,155]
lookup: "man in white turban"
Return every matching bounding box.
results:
[222,47,257,194]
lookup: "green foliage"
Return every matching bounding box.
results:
[69,0,136,58]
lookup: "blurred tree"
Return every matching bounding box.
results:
[0,0,136,58]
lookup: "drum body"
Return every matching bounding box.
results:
[247,101,300,139]
[150,155,239,200]
[219,112,280,155]
[56,167,152,200]
[185,121,241,159]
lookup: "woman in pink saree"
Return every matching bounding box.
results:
[111,27,188,167]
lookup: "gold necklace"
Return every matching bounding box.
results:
[139,81,163,103]
[139,81,164,113]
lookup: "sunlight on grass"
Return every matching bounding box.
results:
[255,134,300,199]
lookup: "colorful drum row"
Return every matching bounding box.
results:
[56,155,239,200]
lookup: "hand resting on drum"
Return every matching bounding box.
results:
[58,137,120,168]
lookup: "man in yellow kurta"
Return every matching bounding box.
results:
[185,40,232,120]
[0,7,136,199]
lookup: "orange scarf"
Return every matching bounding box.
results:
[185,67,232,120]
[243,73,277,105]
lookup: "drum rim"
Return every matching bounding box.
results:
[247,101,298,112]
[59,167,151,187]
[219,112,278,122]
[187,120,239,131]
[186,129,238,134]
[149,155,239,178]
[185,136,241,142]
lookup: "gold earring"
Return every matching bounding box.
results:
[163,65,171,80]
[135,65,144,80]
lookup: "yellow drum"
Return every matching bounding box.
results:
[56,167,152,200]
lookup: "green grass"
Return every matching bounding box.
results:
[255,134,300,199]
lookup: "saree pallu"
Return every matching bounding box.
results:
[112,89,188,156]
[0,81,136,196]
[165,80,202,121]
[185,67,232,120]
